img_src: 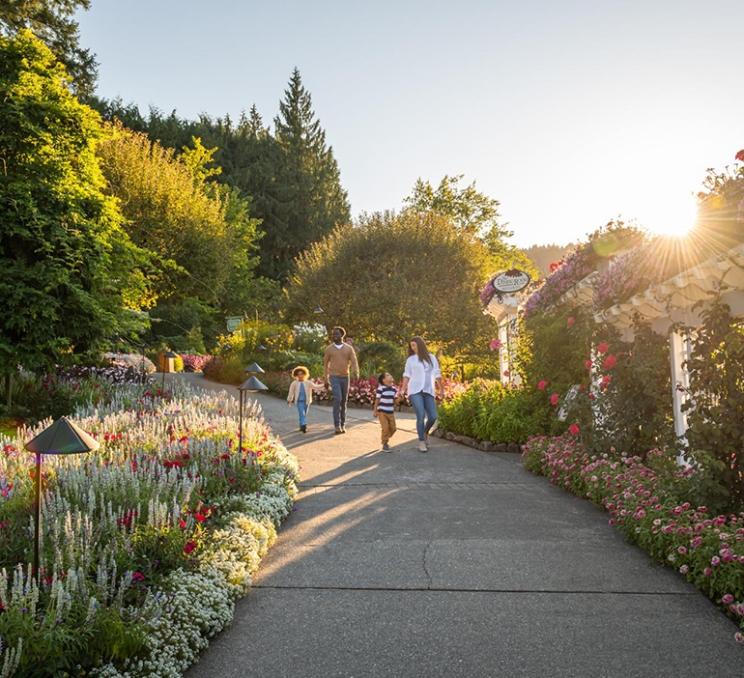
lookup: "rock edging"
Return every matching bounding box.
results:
[432,429,522,454]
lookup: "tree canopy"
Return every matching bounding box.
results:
[403,175,537,278]
[0,0,97,96]
[0,30,149,372]
[285,210,494,353]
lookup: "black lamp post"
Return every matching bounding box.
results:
[237,365,267,453]
[24,417,99,582]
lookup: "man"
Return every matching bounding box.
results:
[323,326,359,434]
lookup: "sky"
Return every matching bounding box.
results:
[77,0,744,247]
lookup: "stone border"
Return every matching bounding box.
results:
[432,429,522,454]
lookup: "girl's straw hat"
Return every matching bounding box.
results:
[292,365,310,377]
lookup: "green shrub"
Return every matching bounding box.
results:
[202,355,245,385]
[357,341,406,378]
[439,380,548,444]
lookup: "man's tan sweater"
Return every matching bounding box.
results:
[324,343,359,377]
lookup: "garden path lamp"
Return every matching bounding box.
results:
[237,366,268,454]
[161,351,178,391]
[24,417,99,582]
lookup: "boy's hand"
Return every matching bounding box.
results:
[372,409,378,418]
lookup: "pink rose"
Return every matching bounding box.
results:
[550,393,560,407]
[568,423,580,436]
[597,342,610,355]
[537,380,548,391]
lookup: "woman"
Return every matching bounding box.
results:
[401,336,444,452]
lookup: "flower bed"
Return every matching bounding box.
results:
[180,354,211,373]
[522,435,744,643]
[0,384,298,676]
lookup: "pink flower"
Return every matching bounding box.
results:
[597,342,610,355]
[704,567,713,577]
[711,555,721,567]
[602,354,618,370]
[679,565,689,575]
[537,380,548,391]
[489,338,502,351]
[722,593,735,605]
[568,423,580,436]
[735,632,744,644]
[736,149,744,162]
[584,359,593,370]
[600,375,612,389]
[566,316,575,328]
[550,393,560,407]
[132,571,145,583]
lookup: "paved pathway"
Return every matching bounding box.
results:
[183,374,741,678]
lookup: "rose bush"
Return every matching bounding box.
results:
[0,383,297,676]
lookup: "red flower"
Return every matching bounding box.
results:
[537,379,548,391]
[597,342,609,355]
[566,316,575,328]
[194,512,207,523]
[600,375,613,389]
[550,393,560,407]
[602,354,618,370]
[549,261,561,272]
[584,359,593,370]
[132,571,145,583]
[568,423,580,436]
[736,149,744,162]
[179,518,187,529]
[183,540,197,555]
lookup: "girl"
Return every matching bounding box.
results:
[287,366,322,433]
[401,337,444,452]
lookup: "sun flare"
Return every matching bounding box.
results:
[645,194,699,238]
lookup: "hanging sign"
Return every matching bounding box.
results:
[491,269,532,295]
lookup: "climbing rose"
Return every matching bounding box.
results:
[489,338,502,351]
[568,423,580,436]
[537,380,548,391]
[600,375,612,389]
[736,149,744,162]
[566,316,575,328]
[597,342,609,354]
[550,393,560,406]
[602,354,618,370]
[584,359,593,370]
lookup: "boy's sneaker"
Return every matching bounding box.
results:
[301,425,307,433]
[382,443,391,452]
[334,428,343,435]
[418,441,428,453]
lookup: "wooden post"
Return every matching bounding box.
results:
[669,329,691,463]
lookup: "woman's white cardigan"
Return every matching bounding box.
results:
[287,380,321,404]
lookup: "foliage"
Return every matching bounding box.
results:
[438,380,549,444]
[0,31,151,376]
[95,68,350,283]
[356,341,407,379]
[683,300,744,510]
[291,323,328,354]
[180,354,212,373]
[0,0,97,96]
[0,384,298,676]
[522,435,744,642]
[404,174,537,277]
[286,210,493,353]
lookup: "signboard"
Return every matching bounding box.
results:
[226,316,243,332]
[491,269,531,295]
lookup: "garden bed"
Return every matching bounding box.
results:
[0,382,298,677]
[522,434,744,644]
[432,429,521,453]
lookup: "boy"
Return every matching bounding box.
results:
[373,372,398,451]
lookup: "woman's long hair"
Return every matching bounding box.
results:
[408,336,433,365]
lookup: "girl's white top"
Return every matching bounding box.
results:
[403,353,441,396]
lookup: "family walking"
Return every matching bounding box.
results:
[287,327,444,453]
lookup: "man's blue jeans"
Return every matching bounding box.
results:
[409,391,438,441]
[330,375,349,429]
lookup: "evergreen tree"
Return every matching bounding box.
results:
[0,31,150,374]
[270,68,350,280]
[0,0,97,96]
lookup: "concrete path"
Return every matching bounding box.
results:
[182,374,742,678]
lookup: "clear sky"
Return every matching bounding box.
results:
[77,0,744,247]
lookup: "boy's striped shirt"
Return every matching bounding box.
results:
[376,385,397,413]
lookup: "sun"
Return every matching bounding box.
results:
[645,194,699,238]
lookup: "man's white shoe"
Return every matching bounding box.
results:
[418,441,428,453]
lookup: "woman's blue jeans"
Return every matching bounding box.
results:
[409,391,437,441]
